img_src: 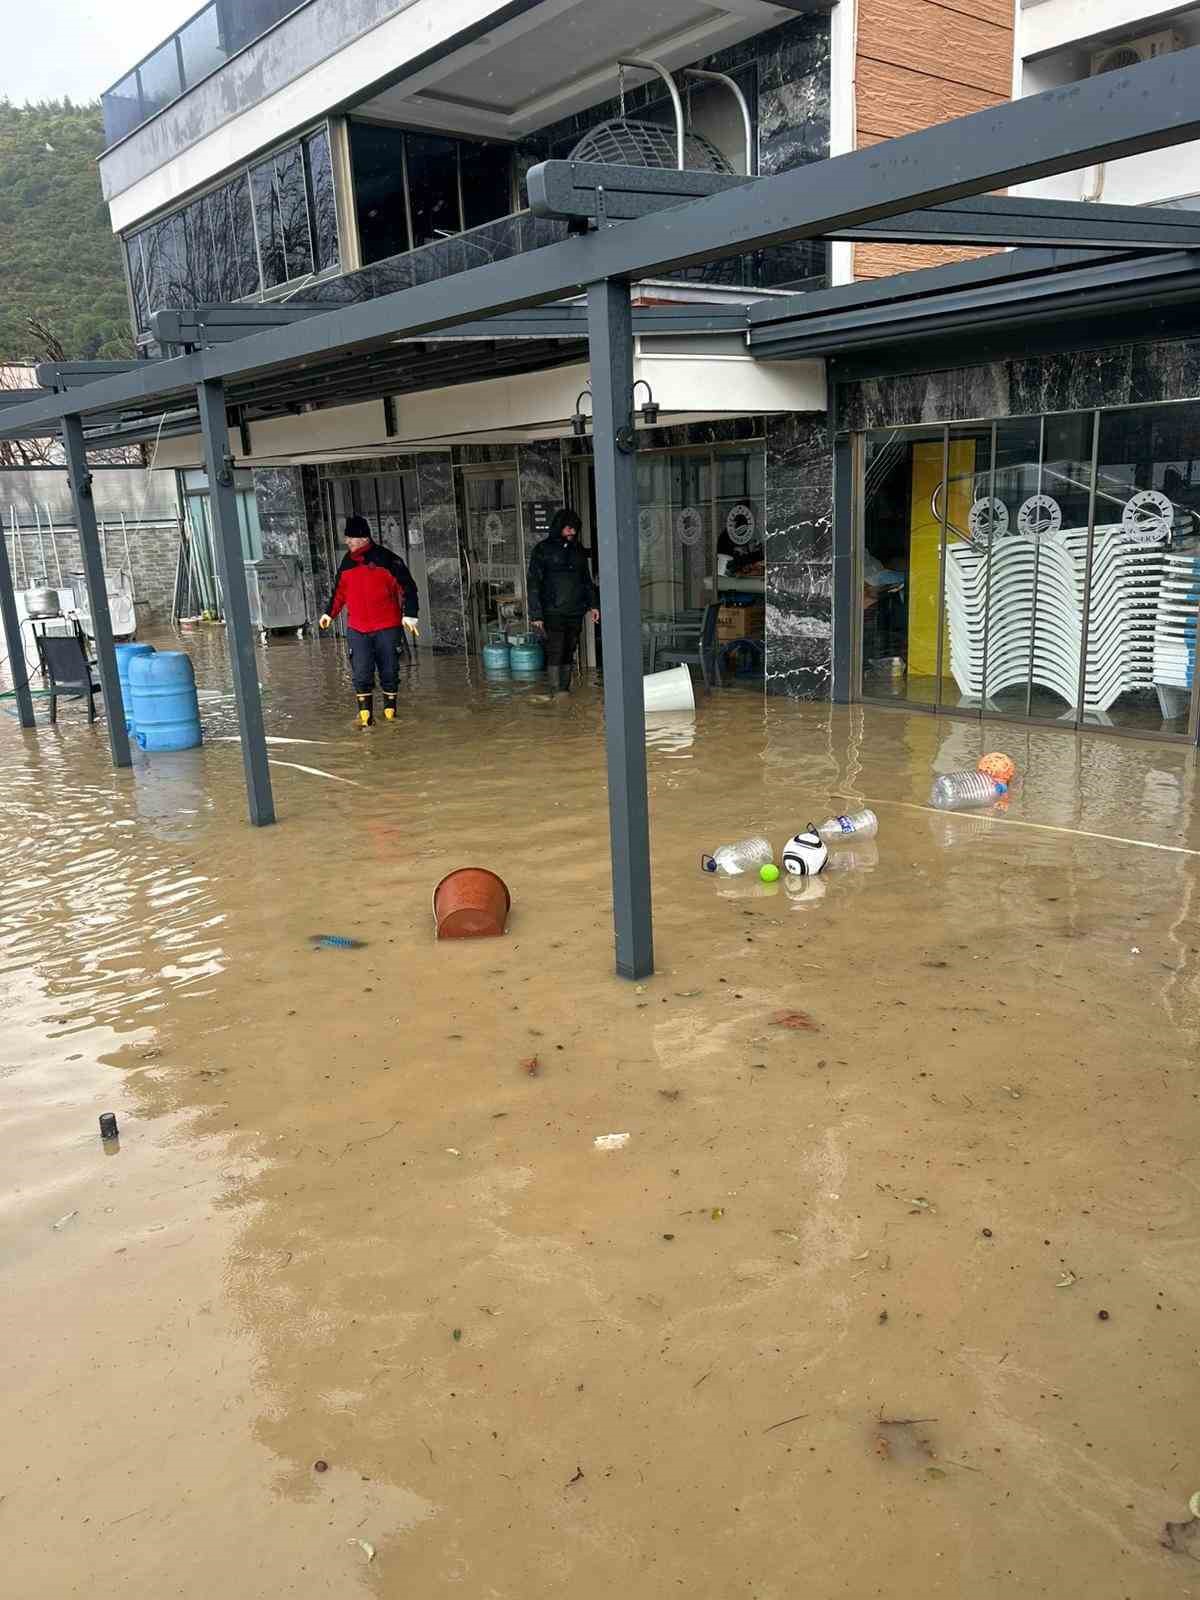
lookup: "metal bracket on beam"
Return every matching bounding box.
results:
[529,160,747,223]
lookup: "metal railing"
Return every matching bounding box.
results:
[101,0,310,146]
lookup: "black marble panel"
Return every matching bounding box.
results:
[841,336,1200,433]
[764,413,832,564]
[453,443,516,467]
[516,439,564,509]
[763,411,834,698]
[765,562,834,700]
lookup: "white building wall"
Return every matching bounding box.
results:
[1015,0,1200,206]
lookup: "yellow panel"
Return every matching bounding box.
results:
[907,440,975,677]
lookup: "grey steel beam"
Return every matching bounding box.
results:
[36,360,143,390]
[4,44,1200,441]
[0,517,35,729]
[61,414,132,770]
[841,194,1200,251]
[196,379,275,828]
[748,246,1118,328]
[588,280,653,982]
[749,248,1200,357]
[529,161,745,222]
[151,304,328,350]
[532,163,1200,251]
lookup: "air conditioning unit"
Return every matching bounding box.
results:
[1090,30,1184,75]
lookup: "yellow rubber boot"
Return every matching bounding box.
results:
[383,693,398,722]
[356,693,374,728]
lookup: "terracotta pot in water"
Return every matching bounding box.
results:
[433,867,511,939]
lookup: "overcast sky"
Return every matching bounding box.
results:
[2,0,200,106]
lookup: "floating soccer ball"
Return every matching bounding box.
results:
[977,752,1016,787]
[781,826,828,878]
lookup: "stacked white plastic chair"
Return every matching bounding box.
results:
[945,524,1167,719]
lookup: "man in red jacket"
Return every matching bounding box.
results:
[319,516,420,726]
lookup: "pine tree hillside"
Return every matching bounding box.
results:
[0,100,133,361]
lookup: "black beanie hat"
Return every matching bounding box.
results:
[344,514,372,540]
[550,507,582,537]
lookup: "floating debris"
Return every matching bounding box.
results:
[347,1538,376,1564]
[309,934,366,950]
[594,1133,630,1151]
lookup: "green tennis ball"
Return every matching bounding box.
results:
[759,863,780,883]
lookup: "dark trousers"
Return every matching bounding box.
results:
[543,612,585,688]
[347,626,401,693]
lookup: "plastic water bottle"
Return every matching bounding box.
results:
[817,808,878,843]
[929,771,1008,810]
[701,835,773,876]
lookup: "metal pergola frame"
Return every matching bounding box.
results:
[3,44,1199,979]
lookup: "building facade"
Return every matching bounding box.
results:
[94,0,1200,742]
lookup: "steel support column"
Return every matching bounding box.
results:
[0,520,35,729]
[587,281,653,981]
[196,378,275,827]
[61,415,131,768]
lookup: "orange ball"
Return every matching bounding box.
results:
[977,751,1016,786]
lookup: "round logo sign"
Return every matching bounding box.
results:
[726,503,757,546]
[638,507,663,545]
[1016,494,1062,542]
[967,496,1010,548]
[1122,488,1173,545]
[676,506,704,546]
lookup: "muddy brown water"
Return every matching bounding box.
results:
[3,632,1200,1596]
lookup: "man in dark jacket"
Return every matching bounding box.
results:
[319,515,420,726]
[526,507,599,692]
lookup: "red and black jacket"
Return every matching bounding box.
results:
[327,542,419,634]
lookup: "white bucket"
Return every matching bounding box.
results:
[642,664,695,713]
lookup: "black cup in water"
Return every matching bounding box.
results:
[99,1113,119,1141]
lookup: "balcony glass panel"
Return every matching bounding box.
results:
[105,73,142,143]
[137,40,184,121]
[177,5,225,85]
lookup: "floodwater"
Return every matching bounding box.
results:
[3,630,1200,1598]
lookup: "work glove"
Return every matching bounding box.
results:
[402,616,420,638]
[318,614,333,630]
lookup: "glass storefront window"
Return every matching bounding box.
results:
[406,133,461,248]
[859,401,1200,740]
[348,122,412,266]
[125,127,339,330]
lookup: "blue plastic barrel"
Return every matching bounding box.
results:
[509,635,545,674]
[115,643,155,733]
[128,650,203,752]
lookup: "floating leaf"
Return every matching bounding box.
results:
[773,1010,819,1032]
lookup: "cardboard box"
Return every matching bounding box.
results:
[716,604,765,643]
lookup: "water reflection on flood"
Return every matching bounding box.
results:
[3,630,1200,1598]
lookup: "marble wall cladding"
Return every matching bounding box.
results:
[516,440,565,533]
[762,413,834,699]
[757,10,831,177]
[413,451,466,653]
[838,336,1200,431]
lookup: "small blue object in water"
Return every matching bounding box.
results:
[309,934,365,950]
[129,650,202,752]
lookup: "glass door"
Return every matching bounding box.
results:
[462,469,522,651]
